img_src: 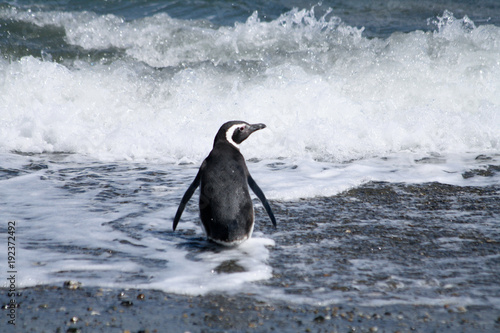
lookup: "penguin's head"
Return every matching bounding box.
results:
[214,121,266,148]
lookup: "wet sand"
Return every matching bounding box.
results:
[2,285,499,332]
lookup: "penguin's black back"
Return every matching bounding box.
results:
[199,141,254,244]
[172,120,276,245]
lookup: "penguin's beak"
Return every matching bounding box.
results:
[249,123,266,133]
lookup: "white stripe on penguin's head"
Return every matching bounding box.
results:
[225,123,247,149]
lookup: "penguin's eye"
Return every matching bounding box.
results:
[238,126,246,132]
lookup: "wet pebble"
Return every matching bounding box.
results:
[66,329,81,333]
[313,315,325,323]
[121,300,133,307]
[63,280,82,290]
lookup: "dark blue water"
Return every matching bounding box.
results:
[3,0,500,35]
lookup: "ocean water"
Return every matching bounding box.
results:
[1,0,500,309]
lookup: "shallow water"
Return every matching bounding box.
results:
[0,0,499,312]
[1,152,499,310]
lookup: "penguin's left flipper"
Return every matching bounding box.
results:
[173,169,201,231]
[248,175,277,227]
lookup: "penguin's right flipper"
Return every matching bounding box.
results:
[173,169,201,231]
[248,175,277,227]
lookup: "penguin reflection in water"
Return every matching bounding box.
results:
[173,121,277,246]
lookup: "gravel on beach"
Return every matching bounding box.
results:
[2,284,499,332]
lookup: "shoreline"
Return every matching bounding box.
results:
[2,180,500,332]
[2,285,499,332]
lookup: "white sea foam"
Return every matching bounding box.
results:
[0,152,276,295]
[0,9,499,163]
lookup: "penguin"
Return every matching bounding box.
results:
[173,121,277,246]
